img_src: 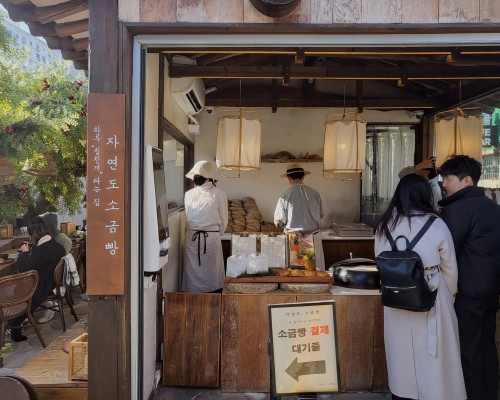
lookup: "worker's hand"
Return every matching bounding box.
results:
[416,157,436,171]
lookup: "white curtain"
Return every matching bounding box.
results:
[363,125,415,201]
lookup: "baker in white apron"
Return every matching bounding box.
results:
[182,160,228,292]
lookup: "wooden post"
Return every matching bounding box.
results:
[88,1,131,400]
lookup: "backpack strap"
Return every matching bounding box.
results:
[408,216,437,250]
[383,224,398,251]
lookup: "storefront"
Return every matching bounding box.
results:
[4,1,500,399]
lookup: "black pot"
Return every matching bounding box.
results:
[331,258,380,290]
[249,0,301,17]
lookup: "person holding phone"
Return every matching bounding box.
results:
[399,156,444,210]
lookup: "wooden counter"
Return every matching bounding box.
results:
[220,289,387,393]
[162,289,387,393]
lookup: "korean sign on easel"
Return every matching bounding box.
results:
[268,301,340,398]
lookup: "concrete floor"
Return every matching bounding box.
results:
[153,388,391,400]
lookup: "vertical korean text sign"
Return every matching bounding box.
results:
[268,301,340,396]
[86,93,126,295]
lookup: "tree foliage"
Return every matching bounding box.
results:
[0,14,87,222]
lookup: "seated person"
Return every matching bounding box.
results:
[10,223,65,341]
[35,212,72,254]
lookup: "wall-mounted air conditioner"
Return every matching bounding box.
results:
[170,55,205,115]
[171,77,205,115]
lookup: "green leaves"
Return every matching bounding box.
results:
[0,20,88,221]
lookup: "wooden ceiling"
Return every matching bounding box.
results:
[3,1,500,115]
[162,46,500,115]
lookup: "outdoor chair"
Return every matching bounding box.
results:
[70,243,85,293]
[0,376,39,400]
[0,270,46,350]
[38,258,78,332]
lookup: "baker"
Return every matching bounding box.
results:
[274,163,325,270]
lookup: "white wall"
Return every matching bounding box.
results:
[195,108,419,227]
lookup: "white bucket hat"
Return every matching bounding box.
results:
[186,160,215,180]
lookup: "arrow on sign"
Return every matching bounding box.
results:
[285,357,326,381]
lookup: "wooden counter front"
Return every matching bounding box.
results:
[220,289,387,393]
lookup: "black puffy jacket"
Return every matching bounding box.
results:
[439,186,500,297]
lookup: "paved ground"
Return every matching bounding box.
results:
[0,287,88,375]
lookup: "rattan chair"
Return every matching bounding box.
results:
[70,243,85,293]
[0,270,46,349]
[38,258,78,332]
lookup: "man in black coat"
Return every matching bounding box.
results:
[438,155,500,400]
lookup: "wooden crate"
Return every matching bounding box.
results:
[0,224,13,239]
[68,333,88,381]
[61,222,77,237]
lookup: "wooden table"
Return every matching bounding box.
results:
[15,319,88,400]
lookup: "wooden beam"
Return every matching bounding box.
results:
[73,38,89,52]
[55,18,89,37]
[170,65,500,80]
[5,0,88,24]
[46,36,76,51]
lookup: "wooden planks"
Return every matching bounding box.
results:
[15,321,88,400]
[220,290,297,391]
[219,290,386,392]
[163,292,221,387]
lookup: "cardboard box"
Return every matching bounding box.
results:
[60,222,77,237]
[68,333,88,381]
[0,224,13,239]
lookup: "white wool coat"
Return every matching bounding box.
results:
[375,214,466,400]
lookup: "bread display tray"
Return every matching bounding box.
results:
[224,275,333,284]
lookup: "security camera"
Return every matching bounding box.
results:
[206,107,214,114]
[412,110,425,119]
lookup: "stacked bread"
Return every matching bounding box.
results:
[225,197,263,233]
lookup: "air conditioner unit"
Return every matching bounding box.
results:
[171,76,205,115]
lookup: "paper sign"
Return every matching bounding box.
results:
[260,234,286,268]
[288,231,315,267]
[231,234,257,257]
[269,301,340,395]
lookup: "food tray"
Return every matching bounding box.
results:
[280,283,332,294]
[225,282,278,294]
[225,275,333,284]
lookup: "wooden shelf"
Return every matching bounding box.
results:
[261,158,323,163]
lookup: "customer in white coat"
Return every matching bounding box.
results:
[374,174,466,400]
[182,160,228,293]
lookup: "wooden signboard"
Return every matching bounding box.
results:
[268,301,340,397]
[86,93,126,295]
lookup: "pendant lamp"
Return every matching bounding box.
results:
[323,111,367,180]
[434,107,483,167]
[216,81,262,178]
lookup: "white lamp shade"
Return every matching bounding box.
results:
[324,120,367,173]
[216,116,261,171]
[435,115,483,167]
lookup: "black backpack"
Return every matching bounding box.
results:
[375,217,437,312]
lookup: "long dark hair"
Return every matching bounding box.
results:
[375,174,437,235]
[28,223,51,246]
